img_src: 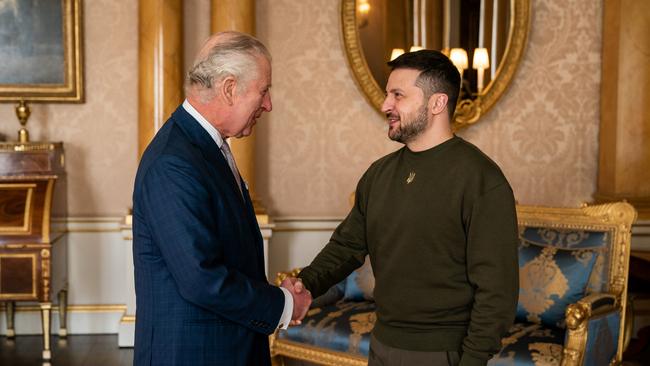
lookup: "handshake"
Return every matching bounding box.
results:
[281,277,312,326]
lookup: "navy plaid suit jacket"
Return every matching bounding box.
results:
[132,106,284,366]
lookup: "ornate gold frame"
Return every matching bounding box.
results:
[0,0,84,102]
[341,0,531,131]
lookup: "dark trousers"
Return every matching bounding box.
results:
[368,334,461,366]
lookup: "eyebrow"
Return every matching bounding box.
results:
[386,88,404,94]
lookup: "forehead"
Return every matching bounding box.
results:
[251,56,272,87]
[386,68,421,90]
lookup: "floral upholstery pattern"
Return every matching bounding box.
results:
[488,323,565,366]
[279,300,376,357]
[520,228,611,293]
[516,228,608,328]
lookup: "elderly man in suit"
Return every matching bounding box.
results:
[132,31,311,366]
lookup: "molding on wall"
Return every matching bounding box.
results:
[52,216,125,233]
[272,217,343,232]
[0,304,126,313]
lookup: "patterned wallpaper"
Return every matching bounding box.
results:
[0,0,138,216]
[256,0,603,216]
[0,0,603,217]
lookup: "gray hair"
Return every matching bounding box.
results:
[186,31,270,102]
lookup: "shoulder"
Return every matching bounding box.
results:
[134,119,203,193]
[450,137,510,190]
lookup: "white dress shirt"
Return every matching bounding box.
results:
[182,100,293,330]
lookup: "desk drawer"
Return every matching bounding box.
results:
[0,253,39,301]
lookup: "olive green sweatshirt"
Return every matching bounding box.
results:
[298,136,519,366]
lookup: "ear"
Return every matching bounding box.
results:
[428,93,449,116]
[220,76,237,106]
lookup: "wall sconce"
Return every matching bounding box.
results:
[449,48,468,78]
[472,48,490,93]
[410,46,425,52]
[390,48,405,61]
[358,0,370,27]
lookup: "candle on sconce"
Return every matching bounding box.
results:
[472,48,490,93]
[358,0,370,14]
[390,48,405,61]
[449,48,468,78]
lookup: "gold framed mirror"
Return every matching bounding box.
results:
[342,0,530,131]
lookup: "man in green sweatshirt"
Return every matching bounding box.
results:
[284,50,519,366]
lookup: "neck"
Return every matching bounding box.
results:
[405,117,454,152]
[186,95,230,137]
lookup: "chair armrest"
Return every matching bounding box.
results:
[563,293,622,366]
[565,293,618,330]
[274,268,302,286]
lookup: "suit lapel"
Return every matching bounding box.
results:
[172,107,245,206]
[172,106,266,277]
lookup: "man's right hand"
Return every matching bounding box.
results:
[281,277,312,325]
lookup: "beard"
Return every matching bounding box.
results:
[387,104,429,144]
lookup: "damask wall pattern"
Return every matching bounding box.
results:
[0,0,603,218]
[0,0,138,216]
[256,0,603,217]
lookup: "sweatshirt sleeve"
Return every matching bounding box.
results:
[461,183,519,365]
[297,174,370,298]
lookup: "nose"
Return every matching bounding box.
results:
[262,91,272,112]
[381,95,393,114]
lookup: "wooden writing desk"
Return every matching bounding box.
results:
[0,142,67,362]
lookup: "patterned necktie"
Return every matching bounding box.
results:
[220,140,243,197]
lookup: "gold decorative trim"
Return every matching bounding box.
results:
[0,0,84,102]
[0,254,37,299]
[121,315,136,323]
[0,142,60,152]
[42,179,56,243]
[0,183,35,233]
[0,304,127,313]
[341,0,531,131]
[271,337,367,366]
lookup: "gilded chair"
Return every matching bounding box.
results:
[269,202,637,366]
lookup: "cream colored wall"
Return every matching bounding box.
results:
[0,1,138,216]
[256,0,603,217]
[0,0,603,218]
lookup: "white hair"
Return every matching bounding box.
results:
[186,32,270,103]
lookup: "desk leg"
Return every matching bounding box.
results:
[5,301,15,338]
[58,289,68,337]
[40,302,52,361]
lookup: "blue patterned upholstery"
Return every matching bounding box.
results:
[279,301,376,357]
[517,243,599,327]
[583,311,620,366]
[488,323,565,366]
[343,256,375,301]
[520,227,611,293]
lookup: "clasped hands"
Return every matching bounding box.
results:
[281,277,312,325]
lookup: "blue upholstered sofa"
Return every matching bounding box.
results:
[269,203,637,366]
